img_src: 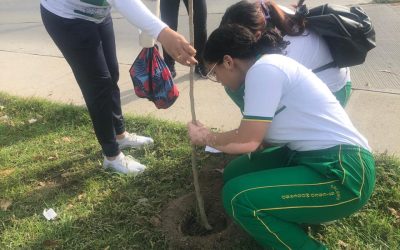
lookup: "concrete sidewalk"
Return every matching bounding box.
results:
[1,1,400,155]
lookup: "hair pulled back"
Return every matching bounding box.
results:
[203,24,287,64]
[221,0,305,36]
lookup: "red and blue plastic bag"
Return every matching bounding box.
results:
[129,45,179,109]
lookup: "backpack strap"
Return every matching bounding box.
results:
[312,61,337,73]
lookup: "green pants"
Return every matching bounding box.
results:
[225,81,352,112]
[222,145,375,250]
[333,81,352,107]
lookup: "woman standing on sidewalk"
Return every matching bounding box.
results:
[40,0,197,175]
[220,0,352,111]
[187,24,375,250]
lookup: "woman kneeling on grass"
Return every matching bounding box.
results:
[187,24,375,250]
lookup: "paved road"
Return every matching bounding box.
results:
[0,0,373,64]
[1,0,398,90]
[351,3,400,91]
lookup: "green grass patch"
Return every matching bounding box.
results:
[1,92,400,249]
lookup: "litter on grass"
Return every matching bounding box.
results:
[43,208,57,220]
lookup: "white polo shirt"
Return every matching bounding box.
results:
[41,0,167,39]
[243,54,369,151]
[284,29,349,93]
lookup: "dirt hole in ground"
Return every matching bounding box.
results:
[180,199,228,236]
[161,162,261,249]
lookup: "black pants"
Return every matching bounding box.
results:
[41,5,124,157]
[160,0,207,67]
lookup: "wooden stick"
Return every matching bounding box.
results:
[188,0,212,231]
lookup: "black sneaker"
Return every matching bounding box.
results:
[195,63,208,78]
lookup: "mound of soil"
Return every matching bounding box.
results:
[161,164,258,249]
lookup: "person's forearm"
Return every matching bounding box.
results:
[107,0,167,38]
[205,129,261,155]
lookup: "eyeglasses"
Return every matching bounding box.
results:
[205,62,218,82]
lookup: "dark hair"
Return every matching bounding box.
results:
[203,24,287,64]
[220,0,305,36]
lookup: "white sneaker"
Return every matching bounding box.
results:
[117,132,154,150]
[103,152,146,175]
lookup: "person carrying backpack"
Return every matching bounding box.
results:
[188,24,375,250]
[220,0,359,109]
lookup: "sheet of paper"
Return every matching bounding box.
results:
[205,145,222,153]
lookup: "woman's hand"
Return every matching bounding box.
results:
[187,121,210,146]
[158,27,197,66]
[188,120,269,154]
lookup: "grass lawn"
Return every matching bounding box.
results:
[1,92,400,249]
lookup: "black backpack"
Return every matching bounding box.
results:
[296,3,376,73]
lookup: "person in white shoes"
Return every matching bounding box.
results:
[103,132,153,175]
[40,0,196,174]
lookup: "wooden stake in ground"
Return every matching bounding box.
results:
[188,0,212,230]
